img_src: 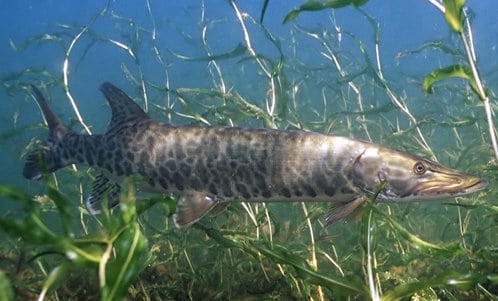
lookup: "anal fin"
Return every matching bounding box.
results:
[86,173,121,214]
[174,192,220,228]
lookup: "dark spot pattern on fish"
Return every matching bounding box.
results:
[324,187,336,197]
[123,161,133,175]
[23,83,487,229]
[304,185,317,198]
[179,163,191,177]
[125,151,134,161]
[158,177,168,190]
[280,188,291,198]
[166,160,177,171]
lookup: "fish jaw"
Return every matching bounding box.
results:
[401,163,487,200]
[350,146,488,202]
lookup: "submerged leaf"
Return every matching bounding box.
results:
[259,0,270,23]
[0,185,33,202]
[136,195,176,216]
[382,271,485,301]
[38,262,70,301]
[376,209,463,257]
[47,182,74,238]
[283,0,369,23]
[423,64,482,99]
[168,43,247,62]
[0,271,14,301]
[102,223,149,301]
[0,214,57,245]
[442,0,466,33]
[101,181,150,301]
[252,240,367,296]
[198,224,368,297]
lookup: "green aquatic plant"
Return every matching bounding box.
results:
[0,271,14,301]
[0,177,165,300]
[283,0,369,24]
[422,0,498,161]
[0,0,496,300]
[281,0,497,299]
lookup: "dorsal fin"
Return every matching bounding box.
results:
[99,82,149,132]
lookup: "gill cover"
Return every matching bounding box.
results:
[350,147,485,201]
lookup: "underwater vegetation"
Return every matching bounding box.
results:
[0,0,497,300]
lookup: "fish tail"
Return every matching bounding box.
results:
[23,85,72,180]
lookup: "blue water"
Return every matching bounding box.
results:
[0,0,496,208]
[0,0,494,211]
[0,0,497,298]
[1,1,496,187]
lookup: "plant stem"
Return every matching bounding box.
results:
[427,0,498,162]
[459,20,498,161]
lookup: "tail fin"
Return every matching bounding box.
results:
[23,85,72,180]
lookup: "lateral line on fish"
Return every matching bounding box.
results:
[23,83,488,228]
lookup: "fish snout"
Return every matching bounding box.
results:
[415,171,487,197]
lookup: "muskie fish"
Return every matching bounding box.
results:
[23,83,487,227]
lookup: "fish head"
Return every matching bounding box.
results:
[350,147,487,202]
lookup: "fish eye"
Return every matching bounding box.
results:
[413,161,426,175]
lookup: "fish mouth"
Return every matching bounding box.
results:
[415,173,487,197]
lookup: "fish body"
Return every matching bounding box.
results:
[24,83,487,227]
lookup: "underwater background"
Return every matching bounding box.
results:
[0,0,497,300]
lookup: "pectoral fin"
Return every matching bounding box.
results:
[86,173,121,214]
[324,196,367,227]
[174,192,220,228]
